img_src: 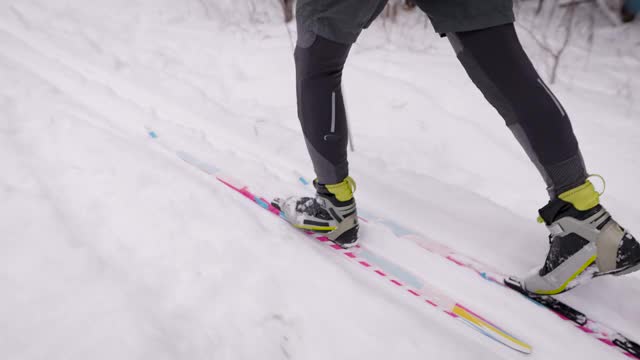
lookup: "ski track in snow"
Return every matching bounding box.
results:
[1,2,639,359]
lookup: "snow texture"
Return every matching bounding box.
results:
[0,1,638,359]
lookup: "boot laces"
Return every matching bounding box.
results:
[295,197,331,219]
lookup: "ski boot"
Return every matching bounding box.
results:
[514,179,640,295]
[272,177,359,248]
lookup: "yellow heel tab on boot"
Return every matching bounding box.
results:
[589,174,606,196]
[558,179,601,211]
[325,176,356,202]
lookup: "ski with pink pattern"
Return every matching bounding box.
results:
[146,128,531,354]
[215,175,532,354]
[346,205,640,359]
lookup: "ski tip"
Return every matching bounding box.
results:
[298,176,310,185]
[216,174,247,190]
[504,276,529,295]
[144,126,158,139]
[453,305,533,354]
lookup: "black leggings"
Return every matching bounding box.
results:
[295,24,587,197]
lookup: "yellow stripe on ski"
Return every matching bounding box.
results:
[453,305,533,354]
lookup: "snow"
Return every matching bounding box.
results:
[0,1,638,359]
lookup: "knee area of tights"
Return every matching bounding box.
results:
[296,36,349,64]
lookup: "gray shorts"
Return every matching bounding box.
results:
[296,0,515,45]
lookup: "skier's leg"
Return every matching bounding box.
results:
[447,23,586,198]
[447,24,640,294]
[283,36,359,247]
[275,0,389,247]
[294,34,351,185]
[294,0,388,183]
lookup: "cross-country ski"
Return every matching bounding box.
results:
[2,2,639,359]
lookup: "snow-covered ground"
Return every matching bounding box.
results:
[1,1,639,359]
